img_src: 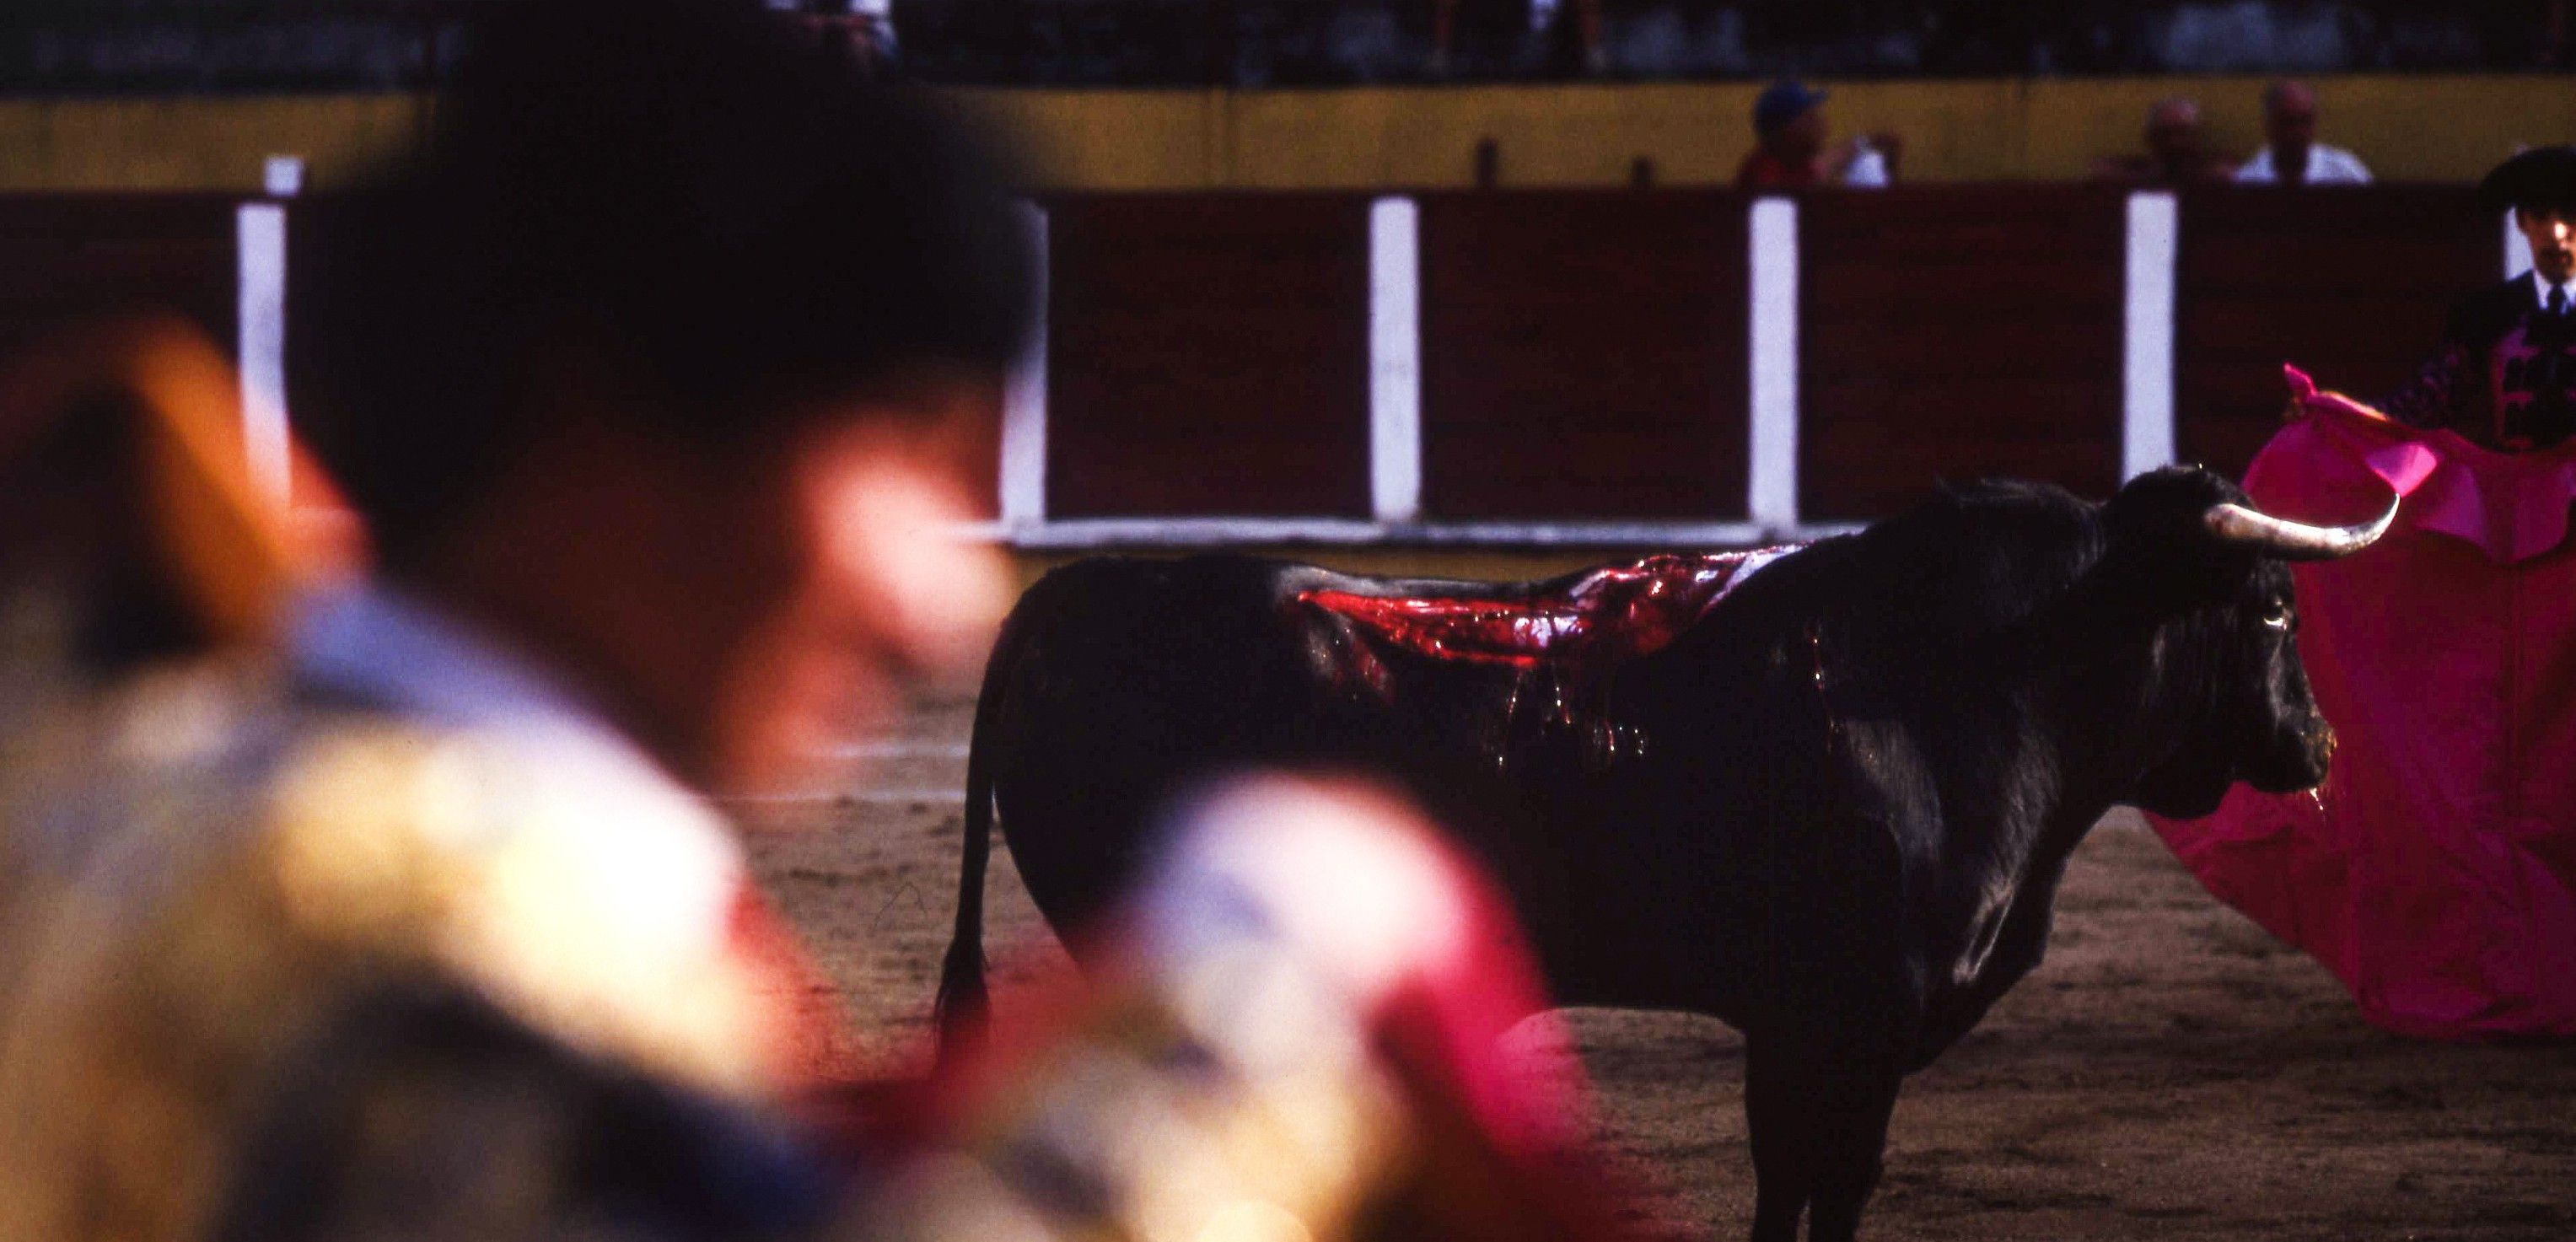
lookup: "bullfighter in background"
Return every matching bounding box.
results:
[2381,145,2576,449]
[2148,147,2576,1040]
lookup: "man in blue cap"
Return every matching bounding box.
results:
[1735,78,1900,191]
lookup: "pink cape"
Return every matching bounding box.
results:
[2146,366,2576,1039]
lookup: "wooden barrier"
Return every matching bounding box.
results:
[1798,185,2129,522]
[1417,190,1750,520]
[2174,185,2494,480]
[0,194,236,356]
[0,185,2511,540]
[1042,193,1371,518]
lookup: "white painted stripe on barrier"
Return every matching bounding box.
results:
[236,201,292,503]
[1369,196,1423,524]
[1747,197,1800,534]
[2122,191,2179,479]
[2505,207,2536,280]
[999,201,1051,526]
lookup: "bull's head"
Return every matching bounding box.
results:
[2102,467,2394,819]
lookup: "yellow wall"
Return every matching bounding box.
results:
[0,94,430,192]
[969,76,2576,188]
[0,77,2568,192]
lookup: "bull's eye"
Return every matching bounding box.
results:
[2262,603,2295,632]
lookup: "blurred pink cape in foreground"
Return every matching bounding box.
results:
[2147,365,2576,1039]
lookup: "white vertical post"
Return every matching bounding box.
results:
[999,201,1050,527]
[236,199,291,504]
[2505,208,2536,280]
[262,155,304,198]
[1747,196,1800,534]
[1369,196,1422,525]
[2122,191,2178,479]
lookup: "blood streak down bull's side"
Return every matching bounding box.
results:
[937,466,2395,1242]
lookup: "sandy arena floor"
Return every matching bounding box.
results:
[743,561,2576,1239]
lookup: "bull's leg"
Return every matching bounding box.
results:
[1799,1066,1901,1242]
[1743,1031,1817,1242]
[1745,1030,1904,1242]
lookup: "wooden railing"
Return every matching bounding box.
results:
[0,185,2509,542]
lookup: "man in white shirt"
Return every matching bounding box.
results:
[2235,80,2373,185]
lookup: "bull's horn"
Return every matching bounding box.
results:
[2201,494,2399,562]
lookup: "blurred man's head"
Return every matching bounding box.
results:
[2482,147,2576,285]
[1752,79,1828,162]
[2145,98,2205,175]
[2262,81,2319,168]
[303,0,1033,792]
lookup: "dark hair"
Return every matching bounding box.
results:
[299,0,1034,567]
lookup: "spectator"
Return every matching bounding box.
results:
[2092,98,2234,186]
[2235,81,2372,185]
[1734,78,1901,191]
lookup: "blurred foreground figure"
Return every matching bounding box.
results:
[875,777,1643,1242]
[209,977,837,1242]
[0,312,351,995]
[0,315,319,717]
[0,5,1653,1239]
[0,0,1030,1235]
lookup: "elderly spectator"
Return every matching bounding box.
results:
[2235,81,2372,185]
[1734,78,1901,191]
[2093,98,2234,186]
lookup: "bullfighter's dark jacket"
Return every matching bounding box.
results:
[2383,275,2576,451]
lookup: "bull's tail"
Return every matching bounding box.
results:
[931,592,1035,1071]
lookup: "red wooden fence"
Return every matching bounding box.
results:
[1798,186,2130,522]
[2175,185,2494,480]
[0,187,2511,534]
[1417,190,1750,521]
[0,194,236,357]
[1043,193,1372,519]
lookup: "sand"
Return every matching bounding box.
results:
[745,678,2576,1241]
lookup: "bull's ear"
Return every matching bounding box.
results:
[2095,467,2256,603]
[2103,467,2240,553]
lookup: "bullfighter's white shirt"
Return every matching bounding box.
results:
[2531,268,2576,315]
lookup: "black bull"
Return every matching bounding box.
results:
[936,467,2393,1242]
